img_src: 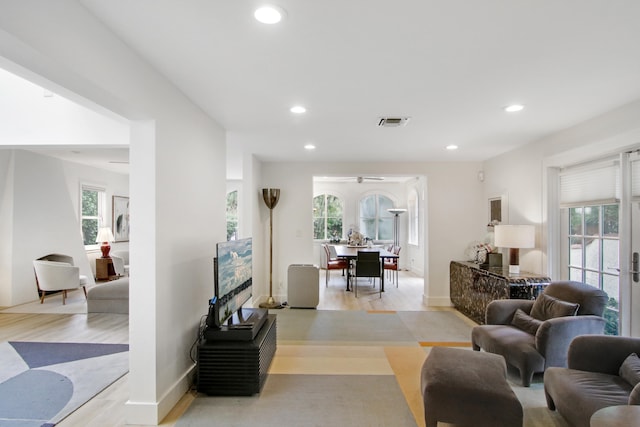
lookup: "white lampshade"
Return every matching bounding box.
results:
[96,227,114,243]
[494,225,535,249]
[387,208,407,215]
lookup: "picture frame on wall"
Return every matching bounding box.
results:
[113,195,130,242]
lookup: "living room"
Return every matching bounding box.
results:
[1,2,640,426]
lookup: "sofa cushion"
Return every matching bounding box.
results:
[619,353,640,387]
[530,293,579,321]
[87,278,129,300]
[511,308,543,335]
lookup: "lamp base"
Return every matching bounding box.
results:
[259,296,282,309]
[100,242,111,258]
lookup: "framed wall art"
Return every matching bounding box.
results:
[112,195,130,242]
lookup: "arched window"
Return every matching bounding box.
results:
[408,189,419,245]
[359,194,394,240]
[226,190,238,240]
[313,194,343,240]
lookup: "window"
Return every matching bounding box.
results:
[565,204,619,335]
[313,194,343,240]
[359,194,394,240]
[81,185,106,247]
[408,189,419,245]
[559,159,621,335]
[226,190,238,241]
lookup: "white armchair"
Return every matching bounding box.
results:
[111,250,129,276]
[111,255,126,277]
[33,259,87,304]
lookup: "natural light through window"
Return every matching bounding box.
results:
[359,194,393,240]
[81,184,106,247]
[313,194,343,240]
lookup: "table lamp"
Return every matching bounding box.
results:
[96,227,115,258]
[494,225,535,274]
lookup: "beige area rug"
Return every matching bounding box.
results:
[177,309,571,427]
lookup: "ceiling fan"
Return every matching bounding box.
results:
[347,176,384,183]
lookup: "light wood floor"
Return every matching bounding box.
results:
[0,270,431,426]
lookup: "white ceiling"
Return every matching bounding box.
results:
[76,0,640,164]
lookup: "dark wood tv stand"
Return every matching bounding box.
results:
[197,314,276,395]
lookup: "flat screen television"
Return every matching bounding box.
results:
[214,237,253,326]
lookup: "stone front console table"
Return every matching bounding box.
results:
[450,261,550,324]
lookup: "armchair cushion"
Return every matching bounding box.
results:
[510,308,542,335]
[530,293,579,321]
[619,353,640,387]
[486,299,534,325]
[631,382,640,405]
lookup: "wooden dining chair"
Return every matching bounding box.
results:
[323,244,348,287]
[354,251,381,298]
[384,246,401,286]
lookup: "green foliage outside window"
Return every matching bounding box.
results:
[226,190,238,240]
[81,188,99,245]
[313,194,343,240]
[604,298,619,335]
[568,204,620,335]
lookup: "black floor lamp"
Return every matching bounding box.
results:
[259,188,281,309]
[388,208,407,247]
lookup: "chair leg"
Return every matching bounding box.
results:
[40,291,46,304]
[82,286,88,299]
[62,290,67,305]
[326,268,329,287]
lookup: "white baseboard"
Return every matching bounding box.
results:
[424,295,453,307]
[126,363,195,425]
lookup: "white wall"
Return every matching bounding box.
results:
[257,161,484,306]
[0,67,129,146]
[0,149,129,307]
[0,2,226,424]
[0,150,13,305]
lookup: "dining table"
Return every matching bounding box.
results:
[333,246,399,292]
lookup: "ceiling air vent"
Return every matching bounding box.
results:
[377,117,410,127]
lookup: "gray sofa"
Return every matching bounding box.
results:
[86,251,129,314]
[544,335,640,427]
[471,281,607,386]
[87,277,129,314]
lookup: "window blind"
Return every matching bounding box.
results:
[631,158,640,199]
[559,160,619,207]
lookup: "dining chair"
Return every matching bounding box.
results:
[323,244,348,287]
[354,251,381,298]
[384,246,401,286]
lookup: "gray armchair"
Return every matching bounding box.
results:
[544,335,640,427]
[471,281,607,386]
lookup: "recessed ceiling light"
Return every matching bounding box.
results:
[504,104,524,113]
[254,5,285,24]
[446,145,458,150]
[304,144,316,150]
[290,105,306,114]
